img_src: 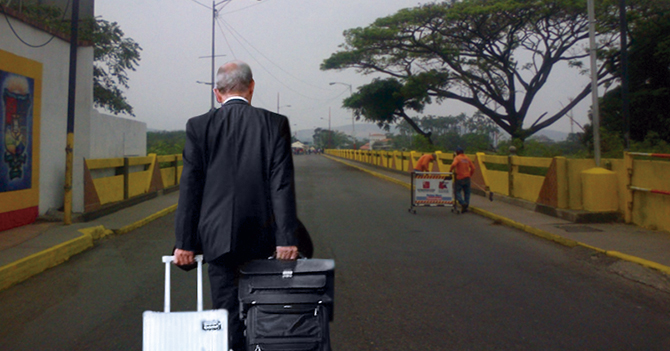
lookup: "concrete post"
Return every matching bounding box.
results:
[624,152,634,223]
[555,157,568,209]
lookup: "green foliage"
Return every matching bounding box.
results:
[147,131,186,156]
[322,0,628,143]
[581,126,670,158]
[342,78,433,143]
[410,134,438,152]
[313,128,351,149]
[88,20,142,116]
[6,2,142,116]
[343,78,408,128]
[494,134,587,158]
[599,0,670,144]
[389,112,500,153]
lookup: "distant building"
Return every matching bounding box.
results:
[368,133,392,150]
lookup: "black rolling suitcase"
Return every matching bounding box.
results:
[239,258,335,351]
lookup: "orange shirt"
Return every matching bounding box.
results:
[450,154,475,180]
[414,154,434,172]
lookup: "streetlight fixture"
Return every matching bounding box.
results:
[330,82,355,149]
[278,104,291,114]
[276,92,291,114]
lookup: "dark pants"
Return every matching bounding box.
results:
[208,255,245,351]
[455,177,471,207]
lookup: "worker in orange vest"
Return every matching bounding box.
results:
[414,153,436,172]
[449,147,476,212]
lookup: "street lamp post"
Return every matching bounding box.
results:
[587,0,601,167]
[330,82,354,149]
[277,92,291,114]
[321,109,331,149]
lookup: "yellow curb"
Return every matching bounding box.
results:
[114,204,178,235]
[0,234,94,291]
[78,225,114,240]
[470,206,576,247]
[0,203,180,293]
[606,251,670,276]
[325,154,670,276]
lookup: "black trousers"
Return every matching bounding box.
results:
[208,254,245,351]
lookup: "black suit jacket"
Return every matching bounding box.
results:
[174,99,298,262]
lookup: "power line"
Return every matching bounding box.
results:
[189,0,211,10]
[217,17,332,96]
[216,0,234,11]
[221,0,272,15]
[220,17,331,91]
[216,18,236,59]
[1,0,71,48]
[218,17,323,100]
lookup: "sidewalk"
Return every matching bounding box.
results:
[1,156,670,293]
[323,155,670,277]
[0,191,179,291]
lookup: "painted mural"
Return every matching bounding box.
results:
[0,71,33,193]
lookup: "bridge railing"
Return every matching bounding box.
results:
[84,154,182,214]
[326,149,670,233]
[623,152,670,228]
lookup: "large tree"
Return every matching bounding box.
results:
[322,0,623,144]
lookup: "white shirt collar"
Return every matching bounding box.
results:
[223,96,249,104]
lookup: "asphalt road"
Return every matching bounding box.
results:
[1,155,669,350]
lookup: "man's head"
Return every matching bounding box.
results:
[456,147,464,155]
[213,61,255,103]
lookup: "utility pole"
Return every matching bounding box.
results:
[588,0,601,167]
[211,0,216,110]
[330,82,354,149]
[276,93,291,114]
[64,0,80,225]
[195,1,228,109]
[619,0,630,150]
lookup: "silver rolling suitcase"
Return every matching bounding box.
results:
[143,255,229,351]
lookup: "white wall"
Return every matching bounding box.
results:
[90,110,147,159]
[1,14,93,214]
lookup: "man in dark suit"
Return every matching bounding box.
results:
[173,61,299,350]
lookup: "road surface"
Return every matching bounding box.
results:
[1,155,669,350]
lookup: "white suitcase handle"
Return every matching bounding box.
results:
[161,255,204,313]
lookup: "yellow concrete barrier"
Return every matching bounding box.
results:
[582,167,619,212]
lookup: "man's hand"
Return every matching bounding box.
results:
[173,248,195,266]
[275,246,299,260]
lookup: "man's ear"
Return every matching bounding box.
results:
[213,88,224,103]
[247,80,255,101]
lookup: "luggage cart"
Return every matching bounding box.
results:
[409,171,455,214]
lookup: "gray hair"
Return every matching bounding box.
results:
[215,61,253,93]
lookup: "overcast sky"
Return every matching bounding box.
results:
[95,0,595,136]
